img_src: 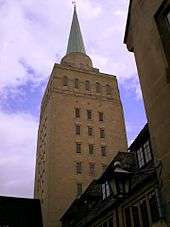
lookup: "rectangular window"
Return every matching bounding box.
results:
[132,205,140,227]
[96,82,101,93]
[140,199,150,227]
[87,110,92,120]
[99,112,104,121]
[75,108,80,118]
[89,144,94,154]
[143,141,152,163]
[76,143,81,153]
[88,126,93,136]
[75,78,79,89]
[76,125,80,135]
[76,162,82,174]
[77,183,82,196]
[100,129,105,138]
[137,147,145,168]
[63,76,68,86]
[125,207,131,227]
[89,162,95,175]
[101,146,106,156]
[85,80,90,90]
[149,191,160,223]
[106,85,112,95]
[102,181,110,200]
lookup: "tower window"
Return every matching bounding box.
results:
[76,125,80,135]
[96,82,102,93]
[75,78,79,89]
[106,85,112,95]
[75,108,80,118]
[77,183,83,196]
[89,144,94,154]
[88,127,93,136]
[85,80,90,90]
[89,162,95,176]
[87,110,92,120]
[101,146,106,156]
[63,76,68,86]
[76,143,81,153]
[76,162,82,174]
[100,129,105,138]
[99,112,104,121]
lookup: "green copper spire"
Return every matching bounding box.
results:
[66,5,86,54]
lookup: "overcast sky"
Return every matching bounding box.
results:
[0,0,146,198]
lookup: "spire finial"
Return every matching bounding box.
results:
[72,0,76,9]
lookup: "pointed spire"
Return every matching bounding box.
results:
[66,4,86,55]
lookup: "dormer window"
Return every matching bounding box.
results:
[102,181,111,200]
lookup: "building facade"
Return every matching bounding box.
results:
[34,6,127,227]
[124,0,170,224]
[61,124,164,227]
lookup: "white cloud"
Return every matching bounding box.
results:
[0,110,38,197]
[0,0,139,95]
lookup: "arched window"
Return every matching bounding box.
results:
[85,80,90,91]
[63,76,68,86]
[96,82,101,93]
[106,85,112,95]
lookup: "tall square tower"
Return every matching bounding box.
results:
[34,6,127,227]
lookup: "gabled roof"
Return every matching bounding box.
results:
[66,6,86,54]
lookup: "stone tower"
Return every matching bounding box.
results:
[34,6,127,227]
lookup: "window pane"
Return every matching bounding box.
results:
[89,163,95,175]
[125,207,131,227]
[75,78,79,89]
[87,110,92,120]
[89,144,94,154]
[76,143,81,153]
[76,162,82,174]
[75,108,80,118]
[99,112,104,121]
[85,80,90,90]
[101,146,106,156]
[102,184,106,200]
[143,141,152,163]
[88,127,93,136]
[106,181,110,197]
[140,199,149,227]
[149,191,160,223]
[76,125,80,135]
[100,129,105,138]
[132,205,140,227]
[137,148,145,168]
